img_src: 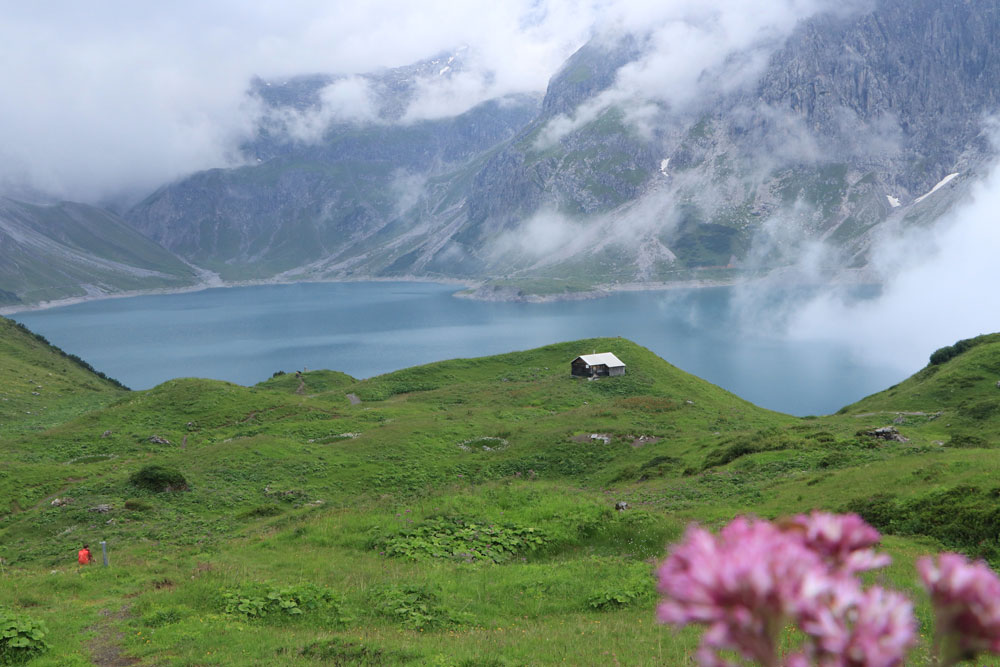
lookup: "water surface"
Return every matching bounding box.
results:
[12,282,906,416]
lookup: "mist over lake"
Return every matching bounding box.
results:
[12,281,905,416]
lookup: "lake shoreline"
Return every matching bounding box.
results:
[0,269,878,315]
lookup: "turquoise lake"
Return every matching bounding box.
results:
[11,281,906,416]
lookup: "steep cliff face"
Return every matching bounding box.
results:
[128,94,541,279]
[756,0,1000,192]
[456,34,657,247]
[117,0,1000,290]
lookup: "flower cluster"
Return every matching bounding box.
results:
[658,512,1000,666]
[918,552,1000,664]
[657,512,914,666]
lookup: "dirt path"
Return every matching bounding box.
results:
[88,605,138,666]
[346,393,361,405]
[853,411,936,418]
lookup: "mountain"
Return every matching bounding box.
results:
[127,52,542,281]
[0,198,201,306]
[116,0,1000,297]
[4,317,1000,662]
[1,0,997,306]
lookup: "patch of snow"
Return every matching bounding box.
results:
[660,158,670,176]
[914,172,959,203]
[447,56,454,64]
[886,195,900,208]
[438,66,451,76]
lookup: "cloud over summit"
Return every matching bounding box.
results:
[0,0,858,204]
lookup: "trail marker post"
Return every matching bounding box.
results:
[100,541,108,567]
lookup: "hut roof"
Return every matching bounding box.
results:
[575,353,625,368]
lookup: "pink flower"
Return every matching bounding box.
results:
[804,585,915,667]
[657,518,830,665]
[918,552,1000,664]
[787,512,890,575]
[657,514,913,667]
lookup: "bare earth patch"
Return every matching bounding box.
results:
[88,605,139,666]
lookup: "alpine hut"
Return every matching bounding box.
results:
[571,353,626,378]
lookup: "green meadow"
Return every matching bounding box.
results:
[2,316,1000,665]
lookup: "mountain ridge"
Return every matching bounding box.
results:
[2,0,998,305]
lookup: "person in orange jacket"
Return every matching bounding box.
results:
[78,544,92,567]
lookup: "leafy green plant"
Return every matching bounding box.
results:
[129,465,188,492]
[583,560,657,611]
[373,517,547,563]
[221,583,350,625]
[586,584,652,611]
[371,585,467,630]
[0,608,50,664]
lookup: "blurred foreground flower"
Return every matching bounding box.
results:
[657,512,916,666]
[918,552,1000,666]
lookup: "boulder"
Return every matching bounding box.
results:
[860,426,909,443]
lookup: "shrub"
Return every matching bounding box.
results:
[929,336,981,365]
[846,486,1000,561]
[129,465,188,492]
[959,400,999,421]
[945,434,991,448]
[702,429,795,469]
[637,455,682,481]
[240,504,283,519]
[0,609,50,664]
[123,499,153,511]
[843,494,900,533]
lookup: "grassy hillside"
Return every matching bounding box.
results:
[2,324,1000,664]
[0,318,127,439]
[0,198,201,306]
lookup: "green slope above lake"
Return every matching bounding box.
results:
[2,320,1000,664]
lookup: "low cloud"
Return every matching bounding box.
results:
[536,0,871,148]
[491,210,592,265]
[0,0,871,205]
[785,163,1000,374]
[389,170,429,217]
[0,0,596,204]
[263,77,380,143]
